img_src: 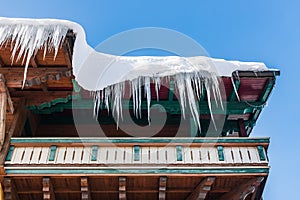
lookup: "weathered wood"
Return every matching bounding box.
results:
[0,98,26,174]
[219,177,264,200]
[43,177,55,200]
[119,177,127,200]
[2,178,20,200]
[81,177,91,200]
[30,56,39,68]
[0,92,7,148]
[185,177,215,200]
[0,74,14,114]
[159,176,167,200]
[0,56,4,67]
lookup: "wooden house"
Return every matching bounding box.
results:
[0,20,279,200]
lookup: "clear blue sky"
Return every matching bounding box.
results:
[0,1,298,199]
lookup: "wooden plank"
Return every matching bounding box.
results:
[73,147,83,164]
[124,147,132,164]
[141,147,149,164]
[183,147,193,164]
[11,147,25,164]
[248,147,260,163]
[62,43,72,69]
[224,147,234,164]
[0,55,4,67]
[116,147,124,164]
[159,177,167,200]
[240,147,251,163]
[30,147,42,164]
[232,147,243,163]
[39,147,50,164]
[0,89,7,148]
[56,147,66,164]
[208,148,219,164]
[107,147,116,164]
[82,147,91,164]
[191,148,201,164]
[2,178,20,200]
[219,177,264,200]
[149,147,157,164]
[65,147,74,164]
[43,177,55,200]
[21,147,33,164]
[30,56,39,68]
[200,148,209,164]
[158,147,167,164]
[81,177,91,200]
[119,177,127,200]
[166,147,176,164]
[185,177,215,200]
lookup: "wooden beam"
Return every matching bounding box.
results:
[0,74,14,114]
[2,178,20,200]
[81,177,91,200]
[0,89,7,148]
[185,177,215,200]
[0,98,26,174]
[119,177,126,200]
[238,119,247,137]
[159,177,167,200]
[43,177,55,200]
[219,177,264,200]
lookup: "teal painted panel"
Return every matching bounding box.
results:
[10,137,270,144]
[217,146,224,161]
[176,145,183,161]
[91,146,98,161]
[5,167,270,175]
[257,146,266,161]
[48,146,57,161]
[5,146,14,161]
[134,145,140,161]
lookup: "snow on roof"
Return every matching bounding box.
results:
[0,17,272,129]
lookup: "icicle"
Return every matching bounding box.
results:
[231,77,240,101]
[144,77,151,124]
[0,23,69,88]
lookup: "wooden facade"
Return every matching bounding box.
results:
[0,31,279,199]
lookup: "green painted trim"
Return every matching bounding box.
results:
[217,146,224,161]
[91,146,98,161]
[260,79,275,102]
[257,146,266,161]
[176,146,183,161]
[48,146,57,161]
[5,146,14,161]
[5,168,269,175]
[72,79,81,93]
[10,137,270,144]
[134,145,140,161]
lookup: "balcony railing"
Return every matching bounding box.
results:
[4,137,269,175]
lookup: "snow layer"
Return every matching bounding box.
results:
[0,17,270,129]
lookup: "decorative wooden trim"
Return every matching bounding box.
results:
[159,176,167,200]
[185,177,215,200]
[43,177,55,200]
[257,146,266,161]
[91,146,98,161]
[5,146,14,161]
[48,146,57,161]
[0,91,6,148]
[133,145,140,161]
[81,177,91,200]
[4,167,270,175]
[219,176,264,200]
[119,177,126,200]
[176,146,183,161]
[3,178,20,200]
[217,146,224,161]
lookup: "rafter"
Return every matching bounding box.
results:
[119,177,127,200]
[43,177,55,200]
[81,177,91,200]
[2,178,20,200]
[185,177,215,200]
[159,177,167,200]
[219,177,264,200]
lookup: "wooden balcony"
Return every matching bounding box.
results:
[1,137,269,200]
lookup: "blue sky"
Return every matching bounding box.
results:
[0,1,298,199]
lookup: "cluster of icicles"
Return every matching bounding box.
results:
[0,23,69,87]
[0,22,224,131]
[92,71,223,131]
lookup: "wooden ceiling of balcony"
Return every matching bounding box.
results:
[3,175,267,200]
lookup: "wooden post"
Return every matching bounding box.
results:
[0,98,26,174]
[43,177,55,200]
[119,177,126,200]
[159,177,167,200]
[81,177,91,200]
[185,177,215,200]
[219,177,264,200]
[238,119,247,137]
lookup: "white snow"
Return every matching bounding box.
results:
[0,17,271,130]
